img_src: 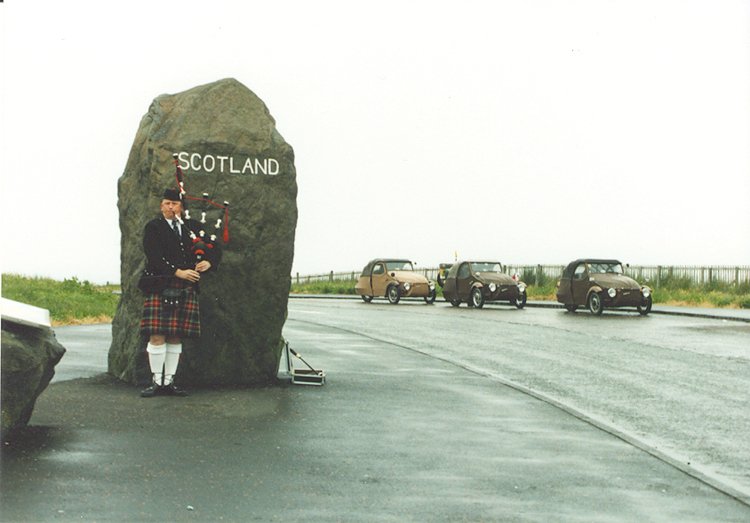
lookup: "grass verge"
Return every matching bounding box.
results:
[1,274,120,326]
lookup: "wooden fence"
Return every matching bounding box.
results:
[293,265,750,288]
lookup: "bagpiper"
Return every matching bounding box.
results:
[138,187,223,397]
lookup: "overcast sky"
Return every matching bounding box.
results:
[1,0,749,284]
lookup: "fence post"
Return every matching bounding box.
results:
[708,267,713,285]
[735,267,739,287]
[329,271,334,283]
[536,265,541,286]
[656,266,662,289]
[296,272,299,285]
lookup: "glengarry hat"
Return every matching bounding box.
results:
[162,188,182,201]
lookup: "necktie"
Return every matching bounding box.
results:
[171,221,180,238]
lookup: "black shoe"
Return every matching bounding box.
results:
[162,383,188,397]
[140,384,160,398]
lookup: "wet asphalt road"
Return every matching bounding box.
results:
[1,300,748,521]
[49,323,111,383]
[287,298,750,499]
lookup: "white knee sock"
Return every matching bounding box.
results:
[164,343,183,385]
[146,343,166,386]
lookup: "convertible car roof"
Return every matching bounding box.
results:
[562,259,623,278]
[361,258,413,274]
[367,258,412,265]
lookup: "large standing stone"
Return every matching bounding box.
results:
[1,317,66,438]
[109,78,297,386]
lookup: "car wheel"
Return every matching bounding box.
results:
[470,287,485,309]
[386,284,400,305]
[637,295,652,316]
[450,299,461,307]
[587,292,604,315]
[514,292,527,309]
[424,288,437,304]
[361,295,373,303]
[564,304,578,313]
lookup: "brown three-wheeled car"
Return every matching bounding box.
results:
[355,258,437,304]
[556,259,652,315]
[439,261,527,309]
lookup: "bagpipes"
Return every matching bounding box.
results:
[171,153,230,261]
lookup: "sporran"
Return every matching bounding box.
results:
[138,268,167,294]
[161,287,186,313]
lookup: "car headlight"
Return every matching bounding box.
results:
[429,281,435,290]
[403,282,411,292]
[489,283,497,292]
[608,288,617,298]
[642,287,651,298]
[517,283,526,293]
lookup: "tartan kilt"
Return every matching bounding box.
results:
[140,279,201,338]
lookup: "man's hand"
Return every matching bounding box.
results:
[195,260,212,273]
[175,268,200,282]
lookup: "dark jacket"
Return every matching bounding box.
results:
[143,217,222,279]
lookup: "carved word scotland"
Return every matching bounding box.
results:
[176,152,279,176]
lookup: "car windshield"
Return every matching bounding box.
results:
[385,260,414,271]
[470,262,502,273]
[588,262,624,274]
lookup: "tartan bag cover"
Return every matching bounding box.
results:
[140,279,200,338]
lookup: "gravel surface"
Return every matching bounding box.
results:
[287,299,750,498]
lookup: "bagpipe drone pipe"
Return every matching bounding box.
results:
[171,153,230,261]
